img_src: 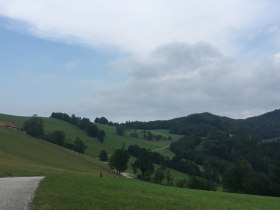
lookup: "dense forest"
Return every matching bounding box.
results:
[125,110,280,196]
[125,109,280,139]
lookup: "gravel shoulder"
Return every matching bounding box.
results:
[0,176,44,210]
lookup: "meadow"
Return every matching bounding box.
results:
[0,126,111,177]
[1,113,280,210]
[0,113,179,158]
[32,174,280,210]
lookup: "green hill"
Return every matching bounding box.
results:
[33,175,280,210]
[0,113,179,158]
[0,113,186,179]
[124,109,280,139]
[0,126,112,177]
[1,113,280,210]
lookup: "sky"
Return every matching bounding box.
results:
[1,0,280,122]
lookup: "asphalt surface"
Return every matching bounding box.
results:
[0,176,44,210]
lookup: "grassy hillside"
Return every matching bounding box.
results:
[0,113,185,178]
[0,126,111,177]
[0,113,179,158]
[1,113,280,210]
[32,175,280,210]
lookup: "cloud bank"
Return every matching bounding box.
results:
[81,43,280,121]
[0,0,272,54]
[1,1,280,121]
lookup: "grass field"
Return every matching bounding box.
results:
[0,126,112,177]
[0,113,187,179]
[1,114,280,210]
[32,174,280,210]
[0,114,178,158]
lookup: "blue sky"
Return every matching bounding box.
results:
[1,1,280,121]
[0,16,123,118]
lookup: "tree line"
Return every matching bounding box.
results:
[50,112,105,143]
[106,145,216,190]
[123,109,280,139]
[106,146,175,186]
[23,116,87,154]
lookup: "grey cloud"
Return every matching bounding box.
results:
[114,42,223,80]
[82,42,280,122]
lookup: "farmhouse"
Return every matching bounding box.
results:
[0,121,17,129]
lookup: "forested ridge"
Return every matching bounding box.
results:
[125,109,280,196]
[125,109,280,139]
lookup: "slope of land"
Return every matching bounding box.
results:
[0,126,111,177]
[1,113,280,209]
[0,113,180,158]
[32,175,280,210]
[0,113,186,180]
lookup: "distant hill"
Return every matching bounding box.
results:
[125,109,280,139]
[243,109,280,139]
[1,111,280,201]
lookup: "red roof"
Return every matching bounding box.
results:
[0,121,17,128]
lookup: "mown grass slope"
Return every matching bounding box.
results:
[0,126,111,177]
[32,174,280,210]
[0,113,187,179]
[0,113,179,158]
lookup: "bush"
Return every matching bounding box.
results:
[23,117,44,137]
[99,150,108,162]
[188,176,217,191]
[45,130,66,146]
[109,148,129,173]
[116,125,125,136]
[73,138,87,154]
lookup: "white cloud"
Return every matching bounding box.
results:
[79,42,280,121]
[0,0,268,54]
[1,0,280,121]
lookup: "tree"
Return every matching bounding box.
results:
[73,137,87,154]
[86,123,98,137]
[152,167,166,184]
[116,125,125,136]
[132,150,154,181]
[99,150,108,162]
[23,116,44,137]
[94,117,109,124]
[109,148,129,174]
[164,169,174,186]
[97,130,105,143]
[222,160,254,193]
[79,118,91,129]
[188,176,217,191]
[45,130,66,146]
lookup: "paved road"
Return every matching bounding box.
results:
[0,176,44,210]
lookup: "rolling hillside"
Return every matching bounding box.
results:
[0,113,180,158]
[1,113,280,210]
[32,175,280,210]
[0,126,112,177]
[0,113,186,180]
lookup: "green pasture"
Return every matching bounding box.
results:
[32,174,280,210]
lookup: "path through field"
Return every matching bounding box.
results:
[151,145,169,152]
[0,176,44,210]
